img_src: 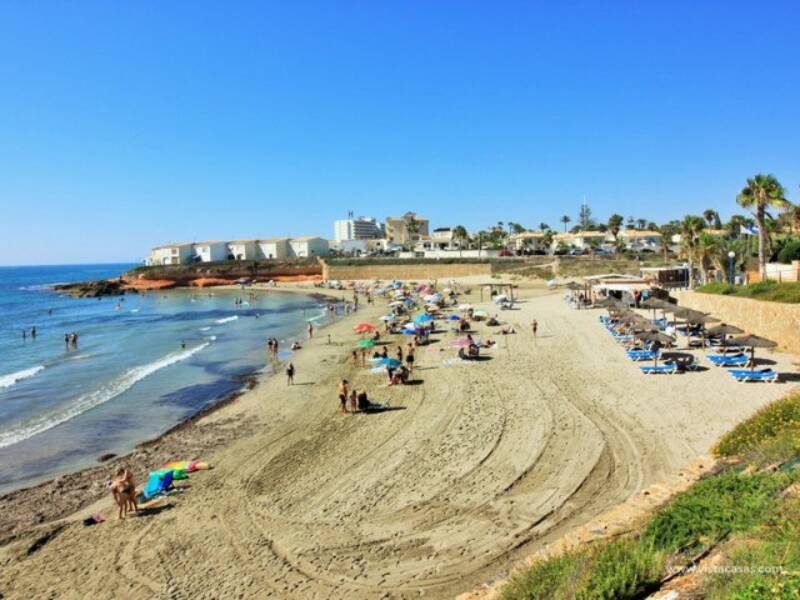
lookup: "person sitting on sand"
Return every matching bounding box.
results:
[291,341,301,351]
[380,346,388,359]
[338,379,348,414]
[357,390,371,411]
[500,325,515,334]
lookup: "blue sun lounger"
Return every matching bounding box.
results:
[640,362,678,375]
[627,349,660,361]
[708,353,749,367]
[727,369,779,383]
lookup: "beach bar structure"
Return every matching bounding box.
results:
[640,266,690,289]
[584,273,653,305]
[478,282,518,302]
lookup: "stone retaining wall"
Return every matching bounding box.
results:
[675,290,800,354]
[322,261,493,281]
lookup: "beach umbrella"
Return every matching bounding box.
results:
[354,323,375,333]
[415,314,433,324]
[706,323,744,352]
[635,331,675,367]
[448,314,461,321]
[731,334,777,371]
[357,339,375,348]
[378,357,402,368]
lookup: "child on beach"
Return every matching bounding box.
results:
[349,389,358,414]
[338,379,348,414]
[286,363,295,385]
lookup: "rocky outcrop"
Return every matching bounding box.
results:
[54,279,128,298]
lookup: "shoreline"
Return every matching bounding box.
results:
[0,285,360,541]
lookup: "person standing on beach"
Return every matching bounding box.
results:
[338,379,349,414]
[307,322,314,339]
[286,362,295,385]
[273,338,279,359]
[267,338,274,358]
[352,350,359,366]
[360,347,367,367]
[405,343,415,372]
[349,389,358,414]
[532,319,538,338]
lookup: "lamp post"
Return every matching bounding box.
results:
[728,251,736,286]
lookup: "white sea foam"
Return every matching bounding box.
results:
[215,316,239,324]
[0,366,45,390]
[208,335,217,341]
[200,326,212,331]
[0,343,209,449]
[130,308,140,313]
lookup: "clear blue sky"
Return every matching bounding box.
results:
[1,1,798,265]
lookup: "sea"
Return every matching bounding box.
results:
[0,264,331,495]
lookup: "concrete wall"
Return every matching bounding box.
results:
[322,261,493,281]
[675,290,800,354]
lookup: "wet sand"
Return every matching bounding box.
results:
[1,281,796,599]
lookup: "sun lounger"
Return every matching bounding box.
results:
[627,350,660,361]
[727,369,779,383]
[640,362,678,375]
[708,354,749,367]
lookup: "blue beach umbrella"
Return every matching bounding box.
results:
[415,314,433,324]
[448,315,461,321]
[378,357,402,368]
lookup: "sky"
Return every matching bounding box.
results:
[1,1,799,265]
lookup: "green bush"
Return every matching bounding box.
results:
[642,471,793,552]
[698,280,800,303]
[715,393,800,458]
[502,551,587,600]
[575,539,663,600]
[703,496,800,599]
[777,238,800,264]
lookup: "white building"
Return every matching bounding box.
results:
[554,231,609,251]
[227,240,258,261]
[289,236,330,257]
[146,242,194,266]
[257,238,291,259]
[192,241,228,263]
[510,231,548,251]
[619,230,662,251]
[333,217,384,243]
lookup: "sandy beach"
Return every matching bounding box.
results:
[1,279,796,599]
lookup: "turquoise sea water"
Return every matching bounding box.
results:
[0,264,329,494]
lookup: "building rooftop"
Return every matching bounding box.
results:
[621,230,662,238]
[258,237,290,243]
[152,242,194,250]
[292,235,324,241]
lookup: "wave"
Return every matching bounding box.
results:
[130,308,140,313]
[215,316,238,324]
[0,366,45,390]
[200,326,212,331]
[0,343,210,449]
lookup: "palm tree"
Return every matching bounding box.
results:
[737,174,789,280]
[680,215,706,289]
[607,214,624,240]
[560,215,571,233]
[539,222,550,232]
[695,232,723,285]
[404,216,421,251]
[703,209,719,229]
[635,218,648,231]
[658,223,678,264]
[542,230,555,254]
[452,225,468,257]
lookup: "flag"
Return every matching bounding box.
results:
[740,224,758,236]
